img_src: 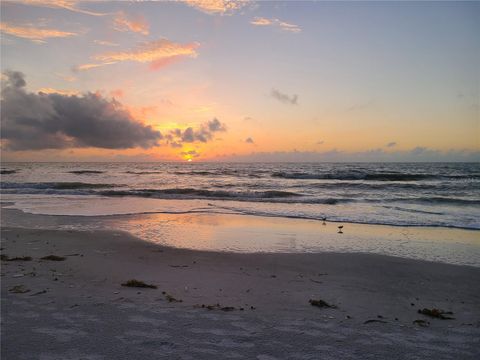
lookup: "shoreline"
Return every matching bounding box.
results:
[2,207,479,267]
[2,224,480,359]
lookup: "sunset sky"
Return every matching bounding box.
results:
[1,0,479,162]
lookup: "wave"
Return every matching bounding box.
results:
[272,171,436,181]
[126,171,163,175]
[305,182,440,190]
[1,182,118,190]
[99,188,305,201]
[406,197,480,206]
[68,170,104,174]
[173,170,268,178]
[1,169,17,174]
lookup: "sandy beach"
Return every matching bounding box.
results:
[2,217,480,359]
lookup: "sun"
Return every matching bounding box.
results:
[187,158,192,162]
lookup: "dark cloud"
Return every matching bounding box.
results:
[170,141,182,148]
[1,71,162,151]
[386,142,397,148]
[208,118,226,132]
[245,137,254,144]
[181,150,199,158]
[271,88,298,105]
[168,118,227,147]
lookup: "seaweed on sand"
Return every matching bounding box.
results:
[9,285,30,294]
[7,256,32,261]
[41,255,66,261]
[418,308,454,320]
[121,279,157,289]
[309,299,337,309]
[163,292,182,302]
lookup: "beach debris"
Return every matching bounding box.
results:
[164,293,182,302]
[9,285,30,294]
[30,290,47,296]
[310,278,322,284]
[417,308,454,320]
[364,319,387,324]
[337,225,344,234]
[309,299,337,309]
[197,303,236,311]
[7,256,32,261]
[121,279,157,289]
[413,319,430,327]
[41,255,66,261]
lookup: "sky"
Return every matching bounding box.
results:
[1,0,479,162]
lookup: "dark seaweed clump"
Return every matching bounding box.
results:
[41,255,66,261]
[309,299,337,308]
[121,279,157,289]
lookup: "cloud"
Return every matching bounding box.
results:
[317,140,324,145]
[113,11,149,35]
[216,148,480,162]
[76,39,200,71]
[181,149,200,158]
[271,88,298,105]
[245,137,254,144]
[1,71,162,151]
[11,0,108,16]
[94,40,119,47]
[109,89,124,99]
[167,118,226,147]
[251,17,301,33]
[0,22,78,42]
[37,87,80,96]
[180,0,250,15]
[386,142,397,148]
[74,62,117,71]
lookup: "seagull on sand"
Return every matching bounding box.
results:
[321,217,327,225]
[338,225,344,234]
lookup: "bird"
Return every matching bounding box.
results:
[321,217,327,225]
[337,225,344,234]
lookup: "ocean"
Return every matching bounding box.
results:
[1,162,479,229]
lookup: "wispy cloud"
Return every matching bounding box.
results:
[37,87,79,96]
[180,0,250,15]
[245,137,254,144]
[94,39,119,47]
[271,88,298,105]
[76,39,200,71]
[12,0,108,17]
[386,142,397,148]
[0,22,78,42]
[74,62,116,71]
[251,17,301,33]
[113,11,149,35]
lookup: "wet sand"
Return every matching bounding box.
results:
[1,223,480,359]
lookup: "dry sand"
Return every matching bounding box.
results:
[1,224,480,359]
